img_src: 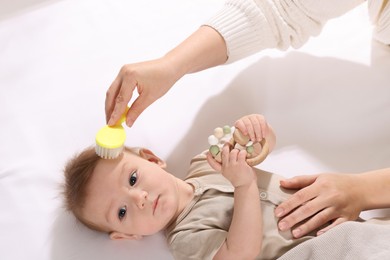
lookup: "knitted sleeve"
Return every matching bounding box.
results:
[368,0,390,44]
[205,0,365,63]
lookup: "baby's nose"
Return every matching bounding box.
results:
[132,190,148,209]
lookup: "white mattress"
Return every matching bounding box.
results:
[1,1,389,259]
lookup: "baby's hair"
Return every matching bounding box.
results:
[62,146,139,232]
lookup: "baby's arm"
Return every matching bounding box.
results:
[209,114,273,259]
[213,147,262,260]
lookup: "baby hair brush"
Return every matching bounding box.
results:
[95,109,128,159]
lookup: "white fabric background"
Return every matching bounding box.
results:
[0,1,389,259]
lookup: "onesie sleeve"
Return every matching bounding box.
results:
[205,0,365,63]
[169,229,227,260]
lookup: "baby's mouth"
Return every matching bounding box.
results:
[153,195,160,215]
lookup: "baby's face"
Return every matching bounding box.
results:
[82,149,181,239]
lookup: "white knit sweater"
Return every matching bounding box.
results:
[205,0,389,63]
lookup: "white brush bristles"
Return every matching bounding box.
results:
[95,145,124,159]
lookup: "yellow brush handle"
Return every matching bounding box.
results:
[118,107,129,125]
[95,107,129,151]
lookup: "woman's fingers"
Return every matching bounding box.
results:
[106,68,138,126]
[275,178,318,219]
[289,206,336,238]
[279,175,318,189]
[105,76,122,123]
[317,217,348,236]
[277,191,325,231]
[276,173,365,238]
[275,175,319,218]
[125,88,155,127]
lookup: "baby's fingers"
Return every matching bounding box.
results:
[221,144,231,166]
[206,152,222,172]
[235,117,255,141]
[235,114,268,142]
[252,115,266,142]
[237,149,248,163]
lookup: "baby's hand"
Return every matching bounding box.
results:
[219,145,256,188]
[234,114,269,143]
[207,114,272,169]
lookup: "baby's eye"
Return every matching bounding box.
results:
[129,171,137,186]
[118,206,127,221]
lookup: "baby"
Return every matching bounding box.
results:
[63,114,320,259]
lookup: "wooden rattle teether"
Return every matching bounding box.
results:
[208,125,269,167]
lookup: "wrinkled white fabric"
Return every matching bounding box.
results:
[206,0,376,62]
[278,219,390,260]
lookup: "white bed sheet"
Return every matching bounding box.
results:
[0,1,389,259]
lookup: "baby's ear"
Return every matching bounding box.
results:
[109,231,143,240]
[139,148,167,168]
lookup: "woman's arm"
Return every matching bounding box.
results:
[164,26,227,76]
[106,0,364,127]
[358,168,390,210]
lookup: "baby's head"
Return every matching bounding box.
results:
[63,146,181,240]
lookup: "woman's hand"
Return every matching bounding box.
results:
[105,58,179,127]
[105,26,227,127]
[275,173,365,238]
